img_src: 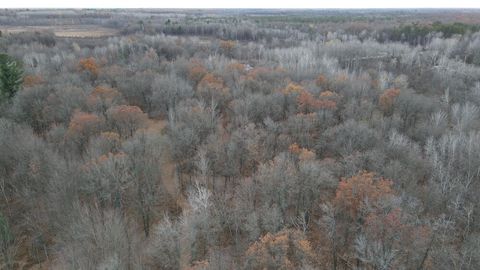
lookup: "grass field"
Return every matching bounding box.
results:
[1,25,119,38]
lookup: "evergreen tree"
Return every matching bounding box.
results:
[0,53,23,102]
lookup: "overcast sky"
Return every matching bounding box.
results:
[1,0,480,9]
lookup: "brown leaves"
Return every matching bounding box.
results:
[364,207,404,235]
[227,62,246,72]
[245,229,315,269]
[288,143,302,154]
[79,57,99,78]
[220,40,236,56]
[289,143,316,161]
[198,74,226,93]
[297,89,337,113]
[106,105,148,137]
[23,74,44,87]
[67,111,104,137]
[197,73,230,102]
[87,85,123,112]
[66,111,105,151]
[188,59,208,85]
[90,86,121,101]
[315,74,329,89]
[379,88,401,113]
[282,82,305,95]
[334,171,394,219]
[107,105,146,119]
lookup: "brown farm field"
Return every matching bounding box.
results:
[0,25,119,38]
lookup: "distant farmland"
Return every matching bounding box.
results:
[1,25,118,37]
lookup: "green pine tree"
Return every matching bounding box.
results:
[0,53,23,102]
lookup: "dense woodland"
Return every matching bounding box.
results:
[1,8,480,269]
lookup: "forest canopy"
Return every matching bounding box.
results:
[1,8,480,270]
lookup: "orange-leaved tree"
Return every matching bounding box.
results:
[79,57,99,80]
[334,171,394,220]
[282,82,305,95]
[289,143,316,161]
[379,88,400,114]
[66,111,105,153]
[297,90,337,114]
[318,171,397,269]
[188,59,208,86]
[244,229,315,269]
[87,85,123,114]
[315,74,330,90]
[106,105,148,138]
[219,40,236,57]
[197,73,230,107]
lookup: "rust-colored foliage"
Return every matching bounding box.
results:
[361,206,432,269]
[297,90,316,110]
[315,74,329,89]
[316,99,337,110]
[364,208,404,235]
[220,40,236,50]
[334,171,394,219]
[79,57,99,78]
[227,62,246,72]
[107,105,146,118]
[289,143,316,161]
[220,40,236,56]
[282,82,305,95]
[188,59,208,85]
[198,73,225,91]
[90,86,121,101]
[245,229,314,269]
[245,66,271,80]
[319,90,336,98]
[67,111,104,136]
[364,206,432,244]
[299,148,316,161]
[197,73,230,98]
[66,111,105,151]
[241,66,287,91]
[296,91,321,111]
[106,105,148,137]
[23,74,44,87]
[227,61,247,84]
[87,85,122,111]
[99,131,121,142]
[297,90,337,113]
[379,88,401,112]
[288,143,302,155]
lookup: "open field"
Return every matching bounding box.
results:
[0,25,119,37]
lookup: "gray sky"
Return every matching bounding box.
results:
[2,0,480,9]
